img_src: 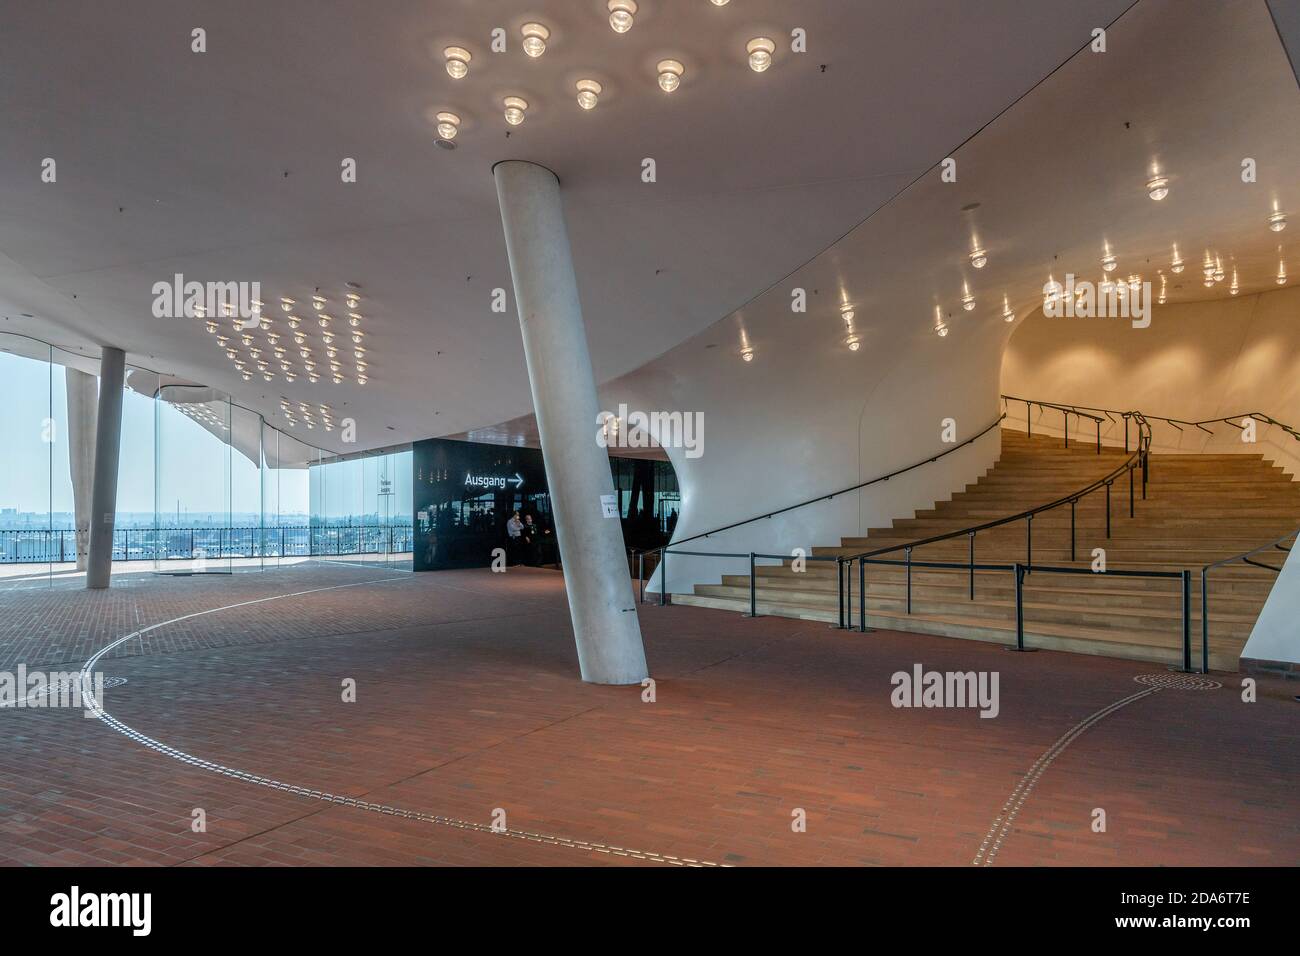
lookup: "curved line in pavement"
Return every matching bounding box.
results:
[972,687,1158,866]
[77,575,723,867]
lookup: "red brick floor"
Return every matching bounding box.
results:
[0,562,1296,867]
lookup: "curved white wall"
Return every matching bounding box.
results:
[1001,287,1300,476]
[605,318,1009,596]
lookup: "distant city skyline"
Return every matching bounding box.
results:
[0,350,411,523]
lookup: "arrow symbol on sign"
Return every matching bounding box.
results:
[510,473,524,489]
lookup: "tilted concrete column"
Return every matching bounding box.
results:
[493,160,649,685]
[65,368,97,571]
[86,347,125,589]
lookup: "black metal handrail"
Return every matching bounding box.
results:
[1004,394,1300,447]
[627,412,1007,556]
[641,546,1195,669]
[1199,526,1297,674]
[842,411,1152,566]
[1002,394,1106,453]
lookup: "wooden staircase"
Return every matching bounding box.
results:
[673,428,1298,670]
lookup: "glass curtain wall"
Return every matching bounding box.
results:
[0,336,57,587]
[154,385,233,573]
[309,447,412,568]
[0,332,412,586]
[121,365,159,564]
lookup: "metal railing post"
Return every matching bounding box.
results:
[968,531,975,600]
[1123,414,1130,453]
[1096,419,1101,455]
[1200,569,1209,675]
[1025,513,1032,571]
[844,555,852,628]
[1129,463,1135,518]
[1181,569,1192,673]
[1014,563,1025,650]
[1064,412,1069,448]
[859,557,867,633]
[1026,400,1032,438]
[659,548,667,606]
[1105,481,1112,538]
[1070,499,1076,561]
[836,559,845,628]
[905,546,912,614]
[748,551,757,618]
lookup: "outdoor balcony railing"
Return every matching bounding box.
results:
[0,526,414,564]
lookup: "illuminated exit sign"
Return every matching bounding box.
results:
[464,471,524,491]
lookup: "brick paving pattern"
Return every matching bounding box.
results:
[1,562,1296,866]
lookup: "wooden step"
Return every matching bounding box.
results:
[681,425,1295,671]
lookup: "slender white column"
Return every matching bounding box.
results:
[65,368,97,571]
[493,160,649,685]
[86,347,125,589]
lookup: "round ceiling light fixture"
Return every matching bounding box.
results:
[444,46,471,79]
[503,96,528,126]
[608,0,637,33]
[747,37,775,73]
[846,336,861,352]
[960,283,975,311]
[521,23,550,58]
[1268,211,1287,232]
[657,59,684,93]
[740,347,754,362]
[1146,176,1169,201]
[1044,275,1063,303]
[576,79,602,110]
[1101,249,1117,272]
[1170,245,1184,273]
[970,248,987,269]
[711,0,730,6]
[435,111,460,141]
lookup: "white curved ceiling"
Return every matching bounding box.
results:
[489,0,1300,449]
[0,0,1134,453]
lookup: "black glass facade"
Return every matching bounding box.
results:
[412,437,677,571]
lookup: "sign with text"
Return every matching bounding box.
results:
[412,438,551,571]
